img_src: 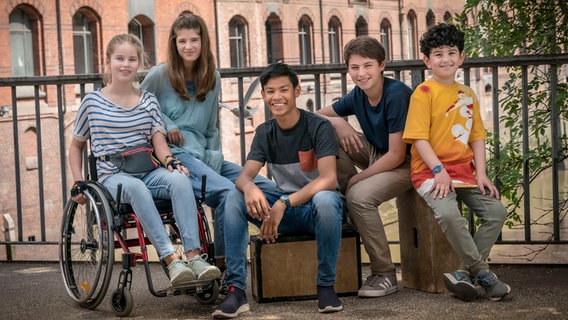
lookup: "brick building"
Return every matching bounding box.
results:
[0,0,465,260]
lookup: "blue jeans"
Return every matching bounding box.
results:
[102,168,200,260]
[224,187,344,290]
[175,152,276,258]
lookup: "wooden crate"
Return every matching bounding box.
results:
[250,228,361,303]
[397,188,461,293]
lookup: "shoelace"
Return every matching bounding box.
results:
[188,253,209,263]
[365,274,386,286]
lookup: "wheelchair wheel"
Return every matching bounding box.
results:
[111,288,134,317]
[195,280,219,305]
[59,182,115,310]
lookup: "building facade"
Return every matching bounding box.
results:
[0,0,466,259]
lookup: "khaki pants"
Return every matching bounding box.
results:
[338,136,412,276]
[421,187,507,275]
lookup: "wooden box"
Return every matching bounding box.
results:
[396,188,460,293]
[250,228,361,303]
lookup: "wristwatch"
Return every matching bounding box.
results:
[432,164,444,174]
[279,195,291,209]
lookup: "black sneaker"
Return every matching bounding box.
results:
[443,271,478,302]
[317,285,344,313]
[474,270,511,301]
[212,285,250,318]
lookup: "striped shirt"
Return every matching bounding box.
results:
[72,89,166,181]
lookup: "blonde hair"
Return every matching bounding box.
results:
[167,11,216,101]
[103,33,146,86]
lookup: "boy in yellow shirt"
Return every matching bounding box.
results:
[402,23,511,302]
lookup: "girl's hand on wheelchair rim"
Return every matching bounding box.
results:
[70,180,88,205]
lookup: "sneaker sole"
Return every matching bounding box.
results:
[197,268,222,281]
[489,284,511,301]
[358,286,398,298]
[318,304,344,313]
[212,303,250,318]
[443,273,478,302]
[170,271,196,286]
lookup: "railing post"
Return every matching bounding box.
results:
[3,213,15,261]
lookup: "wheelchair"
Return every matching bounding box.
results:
[58,154,219,317]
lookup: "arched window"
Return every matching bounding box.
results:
[73,10,101,74]
[444,11,452,23]
[128,15,155,67]
[355,16,368,36]
[24,127,38,170]
[407,10,418,59]
[306,99,314,112]
[10,7,39,76]
[380,19,392,61]
[426,10,436,28]
[298,15,313,65]
[265,14,283,64]
[328,16,342,64]
[229,16,248,68]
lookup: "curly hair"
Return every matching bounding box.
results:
[419,23,465,57]
[166,11,216,101]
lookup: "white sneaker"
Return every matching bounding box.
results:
[187,254,221,280]
[167,259,195,286]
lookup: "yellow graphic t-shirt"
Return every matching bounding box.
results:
[402,79,487,195]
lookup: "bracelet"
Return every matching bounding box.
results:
[163,154,174,164]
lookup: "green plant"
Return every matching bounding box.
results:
[457,0,567,259]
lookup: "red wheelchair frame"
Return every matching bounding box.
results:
[59,154,218,317]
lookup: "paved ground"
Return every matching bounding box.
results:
[0,262,567,320]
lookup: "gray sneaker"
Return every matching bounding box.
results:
[187,254,221,280]
[443,271,478,301]
[358,274,398,297]
[474,270,511,301]
[167,259,195,286]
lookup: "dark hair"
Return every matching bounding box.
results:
[419,23,465,57]
[343,36,386,66]
[167,11,216,101]
[259,63,299,89]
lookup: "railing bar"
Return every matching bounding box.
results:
[237,77,246,166]
[57,84,68,208]
[34,85,46,242]
[492,67,501,190]
[341,72,347,96]
[11,86,23,242]
[550,64,560,242]
[521,66,531,241]
[314,73,321,110]
[463,67,470,86]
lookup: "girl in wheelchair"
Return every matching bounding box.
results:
[68,33,220,286]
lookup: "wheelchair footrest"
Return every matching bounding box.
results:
[160,279,214,296]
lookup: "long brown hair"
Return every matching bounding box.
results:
[167,11,216,101]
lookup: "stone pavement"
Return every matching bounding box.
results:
[0,262,567,320]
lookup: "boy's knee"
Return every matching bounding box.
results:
[226,188,244,202]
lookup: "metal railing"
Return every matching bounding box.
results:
[0,54,567,261]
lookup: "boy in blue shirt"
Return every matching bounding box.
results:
[317,36,412,298]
